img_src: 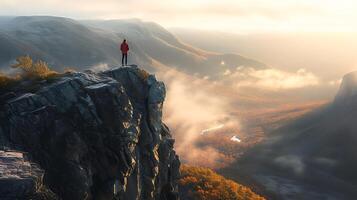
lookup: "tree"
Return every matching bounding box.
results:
[179,165,265,200]
[12,56,57,78]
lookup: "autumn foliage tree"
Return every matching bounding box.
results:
[11,55,57,79]
[179,165,265,200]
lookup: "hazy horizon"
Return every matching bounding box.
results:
[2,0,356,84]
[1,2,357,199]
[1,0,357,33]
[171,29,357,81]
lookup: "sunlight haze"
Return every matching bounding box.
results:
[1,0,357,33]
[1,1,357,199]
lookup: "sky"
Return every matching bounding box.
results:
[1,0,357,33]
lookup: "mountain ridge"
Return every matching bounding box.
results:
[0,16,267,79]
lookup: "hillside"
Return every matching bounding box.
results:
[221,71,357,200]
[0,16,267,79]
[180,165,265,200]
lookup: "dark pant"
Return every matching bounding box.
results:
[122,53,127,66]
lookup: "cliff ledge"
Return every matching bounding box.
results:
[0,65,180,200]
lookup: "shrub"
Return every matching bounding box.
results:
[12,55,58,79]
[0,72,14,88]
[179,165,265,200]
[138,68,150,81]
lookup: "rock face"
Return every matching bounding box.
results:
[334,71,357,104]
[0,65,180,200]
[0,150,59,200]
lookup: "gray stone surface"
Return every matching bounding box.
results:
[0,150,42,199]
[0,65,180,200]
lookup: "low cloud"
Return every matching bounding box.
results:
[90,63,110,72]
[328,79,342,86]
[274,155,305,175]
[158,68,239,168]
[223,66,319,90]
[314,157,337,168]
[157,66,320,168]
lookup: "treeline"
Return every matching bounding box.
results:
[179,165,265,200]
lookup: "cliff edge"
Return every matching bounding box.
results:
[0,65,180,200]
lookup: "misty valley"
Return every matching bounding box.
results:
[0,15,356,200]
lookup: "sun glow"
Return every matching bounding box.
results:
[1,0,356,33]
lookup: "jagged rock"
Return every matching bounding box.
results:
[0,65,180,200]
[0,150,59,200]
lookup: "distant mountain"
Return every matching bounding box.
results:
[0,16,150,71]
[334,71,357,103]
[222,71,357,200]
[0,16,267,79]
[171,28,357,81]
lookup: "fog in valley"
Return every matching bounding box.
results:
[0,8,357,199]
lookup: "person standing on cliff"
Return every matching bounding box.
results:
[120,39,129,66]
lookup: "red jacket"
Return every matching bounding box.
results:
[120,42,129,54]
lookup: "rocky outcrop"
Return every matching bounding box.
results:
[0,65,180,200]
[334,71,357,104]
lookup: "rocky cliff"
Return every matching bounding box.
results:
[334,71,357,104]
[0,65,180,200]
